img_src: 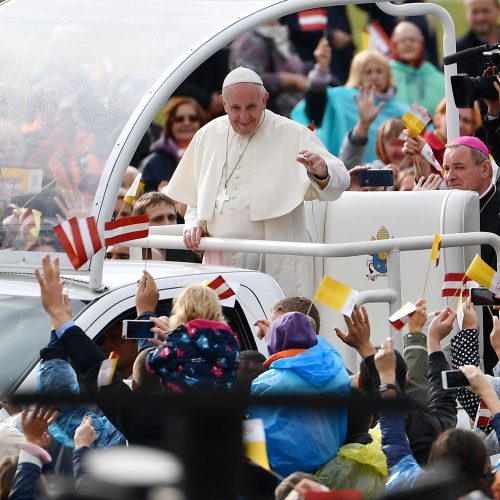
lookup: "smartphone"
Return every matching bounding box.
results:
[358,169,395,187]
[470,288,500,306]
[122,320,155,339]
[441,369,469,389]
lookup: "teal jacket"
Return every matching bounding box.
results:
[291,86,407,164]
[390,60,444,115]
[249,336,351,477]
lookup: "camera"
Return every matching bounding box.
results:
[445,43,500,108]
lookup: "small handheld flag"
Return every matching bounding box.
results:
[104,214,149,246]
[97,352,119,387]
[466,254,500,294]
[474,399,491,429]
[421,142,444,176]
[297,8,327,31]
[54,216,102,270]
[361,22,390,55]
[124,173,145,205]
[442,273,470,297]
[430,234,442,267]
[242,419,270,470]
[314,276,358,317]
[205,275,238,307]
[402,102,432,137]
[389,302,417,330]
[19,207,42,237]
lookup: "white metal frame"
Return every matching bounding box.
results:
[126,230,500,333]
[89,0,460,289]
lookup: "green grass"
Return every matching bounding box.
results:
[347,0,467,65]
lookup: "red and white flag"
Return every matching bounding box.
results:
[20,208,36,235]
[297,8,327,32]
[54,216,102,270]
[442,273,470,297]
[474,399,491,428]
[104,215,149,246]
[205,275,238,307]
[389,302,417,330]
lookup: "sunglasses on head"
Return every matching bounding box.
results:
[173,114,199,124]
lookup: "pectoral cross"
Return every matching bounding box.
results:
[216,188,230,214]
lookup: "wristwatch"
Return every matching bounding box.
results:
[378,383,398,394]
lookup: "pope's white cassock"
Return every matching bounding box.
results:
[165,109,349,297]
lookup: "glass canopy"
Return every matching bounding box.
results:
[0,0,291,273]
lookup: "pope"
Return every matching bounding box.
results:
[165,67,349,296]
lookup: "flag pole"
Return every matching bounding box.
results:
[486,305,495,321]
[422,257,432,299]
[305,299,314,318]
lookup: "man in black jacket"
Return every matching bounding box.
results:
[456,0,499,77]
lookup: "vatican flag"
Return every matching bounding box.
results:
[243,419,270,470]
[466,254,500,294]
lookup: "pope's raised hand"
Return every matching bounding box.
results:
[296,150,328,179]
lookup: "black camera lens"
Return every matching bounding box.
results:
[451,73,499,108]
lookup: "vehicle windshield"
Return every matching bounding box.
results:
[0,294,85,396]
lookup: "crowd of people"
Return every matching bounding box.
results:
[1,1,500,498]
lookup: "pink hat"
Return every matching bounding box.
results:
[448,136,490,157]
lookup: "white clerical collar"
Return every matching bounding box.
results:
[480,183,494,199]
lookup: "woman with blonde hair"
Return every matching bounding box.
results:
[146,283,240,392]
[292,47,407,164]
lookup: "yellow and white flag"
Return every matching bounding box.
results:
[465,254,500,294]
[124,173,145,205]
[314,275,358,317]
[430,234,442,267]
[402,102,432,137]
[243,419,270,470]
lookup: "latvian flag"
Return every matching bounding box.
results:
[389,302,417,330]
[104,215,149,246]
[474,399,491,428]
[21,208,38,236]
[54,216,102,270]
[205,275,238,307]
[442,273,470,297]
[297,8,327,32]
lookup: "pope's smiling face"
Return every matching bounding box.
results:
[221,83,269,136]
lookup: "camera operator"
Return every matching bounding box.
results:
[483,67,500,165]
[457,0,500,77]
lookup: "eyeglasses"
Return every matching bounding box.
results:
[173,114,199,124]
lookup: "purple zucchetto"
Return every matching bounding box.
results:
[448,136,490,158]
[266,312,318,356]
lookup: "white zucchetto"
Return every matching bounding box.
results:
[222,67,263,89]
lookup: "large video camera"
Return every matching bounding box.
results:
[444,43,500,108]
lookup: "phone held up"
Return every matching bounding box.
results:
[441,369,469,390]
[470,287,500,307]
[122,320,155,340]
[358,169,395,188]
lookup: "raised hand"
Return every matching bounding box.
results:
[254,318,270,340]
[296,150,329,179]
[463,297,478,330]
[353,85,385,136]
[374,337,396,384]
[74,415,97,449]
[35,256,71,329]
[136,270,159,316]
[335,304,376,358]
[313,37,332,70]
[408,297,427,332]
[413,173,442,191]
[428,306,456,352]
[22,406,58,449]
